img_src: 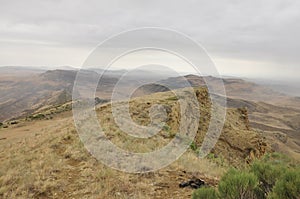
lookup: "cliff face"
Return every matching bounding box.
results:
[184,88,270,165]
[97,87,271,166]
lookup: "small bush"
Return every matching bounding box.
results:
[192,187,218,199]
[218,169,259,199]
[162,125,170,132]
[190,141,197,151]
[250,161,286,195]
[192,153,299,199]
[207,153,215,159]
[268,168,300,199]
[207,153,226,167]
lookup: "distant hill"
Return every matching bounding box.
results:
[0,68,174,121]
[0,66,46,76]
[0,69,299,159]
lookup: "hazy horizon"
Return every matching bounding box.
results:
[0,0,300,81]
[1,65,300,82]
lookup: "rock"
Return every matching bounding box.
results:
[179,178,205,189]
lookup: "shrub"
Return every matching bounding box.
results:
[250,161,286,196]
[207,153,226,167]
[191,153,299,199]
[162,124,170,132]
[268,168,300,199]
[190,141,197,151]
[218,169,259,199]
[192,187,218,199]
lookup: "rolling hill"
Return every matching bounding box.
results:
[0,87,272,198]
[0,68,299,160]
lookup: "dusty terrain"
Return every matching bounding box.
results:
[0,68,299,198]
[0,87,271,198]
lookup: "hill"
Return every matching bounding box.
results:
[225,97,300,160]
[0,68,173,121]
[1,69,299,161]
[2,69,300,121]
[136,75,300,159]
[0,87,272,198]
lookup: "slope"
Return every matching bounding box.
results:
[0,87,271,198]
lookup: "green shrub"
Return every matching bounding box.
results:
[207,153,215,159]
[250,161,286,196]
[191,153,299,199]
[207,153,226,167]
[190,141,197,151]
[192,187,218,199]
[162,124,170,132]
[218,169,259,199]
[268,168,300,199]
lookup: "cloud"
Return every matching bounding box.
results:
[0,0,299,79]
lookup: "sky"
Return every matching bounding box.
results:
[0,0,299,80]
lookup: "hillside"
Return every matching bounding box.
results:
[2,69,300,122]
[1,69,299,161]
[157,75,300,109]
[0,70,74,121]
[225,97,300,160]
[0,87,271,198]
[136,75,300,159]
[0,68,173,122]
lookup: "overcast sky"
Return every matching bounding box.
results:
[0,0,299,80]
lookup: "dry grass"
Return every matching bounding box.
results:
[0,118,224,198]
[0,87,274,198]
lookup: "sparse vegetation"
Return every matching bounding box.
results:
[166,96,178,101]
[192,187,218,199]
[192,153,300,199]
[190,141,197,151]
[269,168,300,199]
[30,113,46,120]
[162,124,171,132]
[218,169,259,199]
[1,86,299,199]
[250,161,286,195]
[206,153,227,167]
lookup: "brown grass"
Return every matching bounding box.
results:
[0,87,273,198]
